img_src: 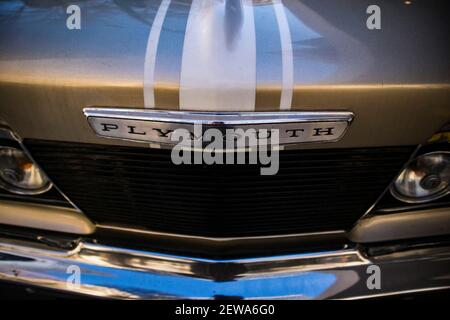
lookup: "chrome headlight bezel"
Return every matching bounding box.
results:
[0,145,52,195]
[390,151,449,204]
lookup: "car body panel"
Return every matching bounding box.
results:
[0,0,449,148]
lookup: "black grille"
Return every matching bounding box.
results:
[25,140,414,237]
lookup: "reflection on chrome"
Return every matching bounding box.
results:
[391,152,449,203]
[1,238,449,299]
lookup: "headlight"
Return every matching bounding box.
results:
[391,151,449,203]
[0,146,51,195]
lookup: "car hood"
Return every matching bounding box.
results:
[0,0,448,147]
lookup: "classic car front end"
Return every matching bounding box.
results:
[0,0,449,299]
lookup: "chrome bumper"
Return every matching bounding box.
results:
[0,237,449,299]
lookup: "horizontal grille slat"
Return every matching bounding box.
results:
[25,140,414,237]
[38,178,395,192]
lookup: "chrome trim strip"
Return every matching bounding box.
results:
[74,243,367,276]
[97,224,345,242]
[0,126,20,141]
[343,286,450,300]
[84,108,354,125]
[0,237,449,299]
[96,225,347,257]
[0,200,96,235]
[349,207,450,243]
[84,108,354,146]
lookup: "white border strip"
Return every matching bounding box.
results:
[143,0,171,108]
[274,1,294,110]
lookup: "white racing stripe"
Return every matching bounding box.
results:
[144,0,171,108]
[179,0,257,111]
[273,1,294,110]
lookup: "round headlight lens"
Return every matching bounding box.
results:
[0,146,51,195]
[391,151,449,203]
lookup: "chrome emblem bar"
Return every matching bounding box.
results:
[84,108,354,146]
